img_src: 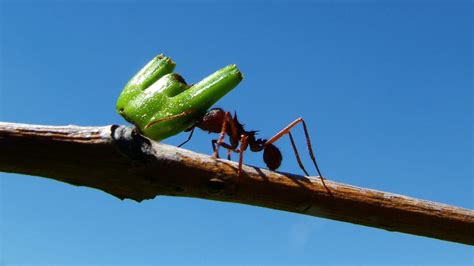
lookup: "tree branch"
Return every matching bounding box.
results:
[1,122,473,245]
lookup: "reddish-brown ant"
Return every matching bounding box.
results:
[178,108,324,179]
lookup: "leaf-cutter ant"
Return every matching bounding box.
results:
[177,108,324,180]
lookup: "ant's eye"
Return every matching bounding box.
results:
[263,144,282,170]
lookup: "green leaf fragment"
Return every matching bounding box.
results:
[116,54,242,141]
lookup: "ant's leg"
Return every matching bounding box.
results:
[265,118,324,178]
[237,134,249,177]
[288,131,310,176]
[213,111,241,157]
[212,139,237,158]
[213,112,231,157]
[298,119,324,178]
[211,139,233,159]
[212,136,247,178]
[211,139,219,158]
[178,126,196,147]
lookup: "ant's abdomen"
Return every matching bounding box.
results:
[263,144,282,170]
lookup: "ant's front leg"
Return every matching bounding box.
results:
[178,126,196,147]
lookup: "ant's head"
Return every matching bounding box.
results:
[263,144,282,171]
[196,108,226,133]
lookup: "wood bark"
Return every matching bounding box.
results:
[0,122,473,245]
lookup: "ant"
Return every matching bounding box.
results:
[177,108,324,181]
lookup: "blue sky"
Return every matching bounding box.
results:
[1,1,472,265]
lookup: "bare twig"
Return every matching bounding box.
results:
[0,122,473,245]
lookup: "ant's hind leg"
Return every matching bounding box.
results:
[265,118,324,178]
[287,131,310,176]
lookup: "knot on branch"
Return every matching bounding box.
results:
[111,125,155,163]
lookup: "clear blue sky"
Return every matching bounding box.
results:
[1,1,472,265]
